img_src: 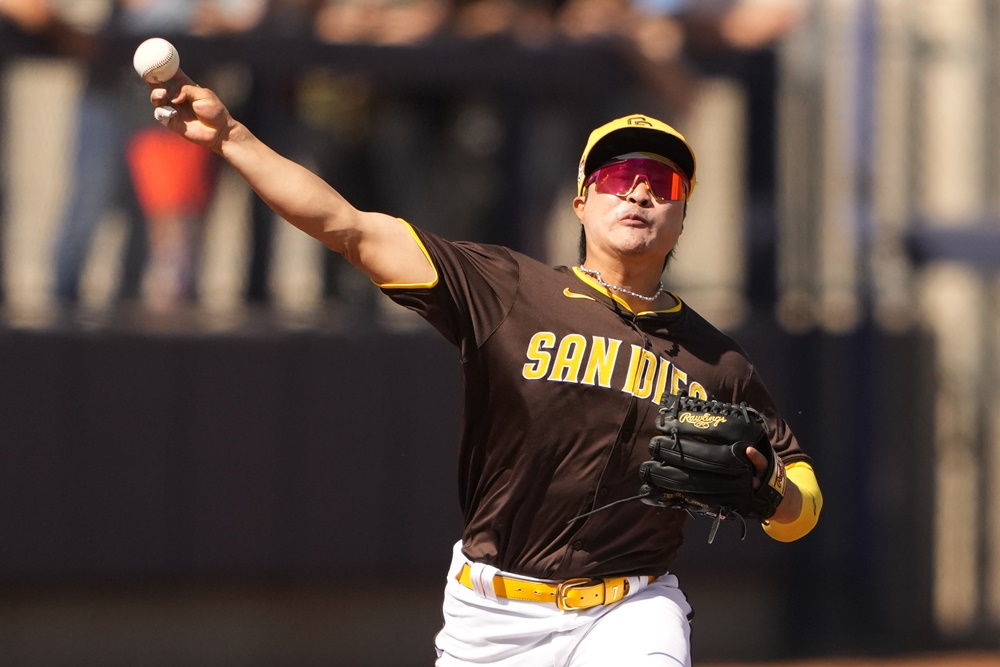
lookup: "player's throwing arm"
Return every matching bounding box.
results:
[134,38,433,287]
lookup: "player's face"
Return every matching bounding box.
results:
[573,176,686,263]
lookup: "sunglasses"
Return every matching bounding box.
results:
[584,157,690,202]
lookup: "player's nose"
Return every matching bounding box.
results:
[625,178,655,206]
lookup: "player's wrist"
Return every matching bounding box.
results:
[762,461,822,541]
[768,478,801,524]
[214,119,250,155]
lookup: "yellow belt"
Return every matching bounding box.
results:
[457,563,657,611]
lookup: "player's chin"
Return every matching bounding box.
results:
[611,233,671,258]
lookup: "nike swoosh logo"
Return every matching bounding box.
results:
[563,288,596,301]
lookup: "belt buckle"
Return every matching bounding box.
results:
[556,578,603,611]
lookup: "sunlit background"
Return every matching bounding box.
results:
[2,0,999,665]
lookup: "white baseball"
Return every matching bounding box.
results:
[133,37,179,83]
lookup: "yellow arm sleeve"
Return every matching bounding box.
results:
[763,461,823,543]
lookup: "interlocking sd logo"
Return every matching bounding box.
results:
[626,116,654,127]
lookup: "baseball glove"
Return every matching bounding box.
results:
[639,394,787,542]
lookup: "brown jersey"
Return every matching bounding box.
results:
[383,224,810,580]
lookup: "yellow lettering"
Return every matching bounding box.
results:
[679,412,729,429]
[622,345,657,399]
[549,334,587,382]
[622,345,643,395]
[526,331,702,402]
[582,337,621,387]
[652,358,672,404]
[688,383,708,400]
[523,332,556,380]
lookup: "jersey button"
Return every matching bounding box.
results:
[573,540,585,550]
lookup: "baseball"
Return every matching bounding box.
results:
[133,37,179,83]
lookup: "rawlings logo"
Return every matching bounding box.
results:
[769,456,787,495]
[679,412,728,429]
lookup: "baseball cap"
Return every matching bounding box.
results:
[577,114,697,199]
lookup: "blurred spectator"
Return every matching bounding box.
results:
[49,0,264,314]
[550,0,805,111]
[0,0,55,34]
[555,0,631,40]
[50,1,176,311]
[130,0,266,310]
[315,0,450,45]
[449,0,558,45]
[125,120,218,309]
[675,0,805,52]
[190,0,269,35]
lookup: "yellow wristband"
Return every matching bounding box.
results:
[763,461,823,543]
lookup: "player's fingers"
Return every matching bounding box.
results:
[171,82,217,109]
[148,88,180,128]
[150,87,169,105]
[150,82,218,121]
[146,73,194,114]
[150,84,189,110]
[745,447,767,488]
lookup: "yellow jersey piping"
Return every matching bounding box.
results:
[571,266,682,315]
[375,219,440,290]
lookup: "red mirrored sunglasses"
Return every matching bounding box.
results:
[584,157,690,202]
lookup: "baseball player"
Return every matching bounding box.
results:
[148,65,823,664]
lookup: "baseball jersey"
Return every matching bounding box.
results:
[383,223,810,581]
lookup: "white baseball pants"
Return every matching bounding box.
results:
[434,541,693,666]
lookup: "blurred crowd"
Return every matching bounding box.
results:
[0,0,805,321]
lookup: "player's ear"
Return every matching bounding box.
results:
[572,193,586,221]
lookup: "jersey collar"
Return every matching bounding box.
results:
[571,266,682,315]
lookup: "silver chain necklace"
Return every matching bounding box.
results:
[578,266,665,302]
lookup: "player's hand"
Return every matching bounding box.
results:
[746,445,802,523]
[149,69,234,152]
